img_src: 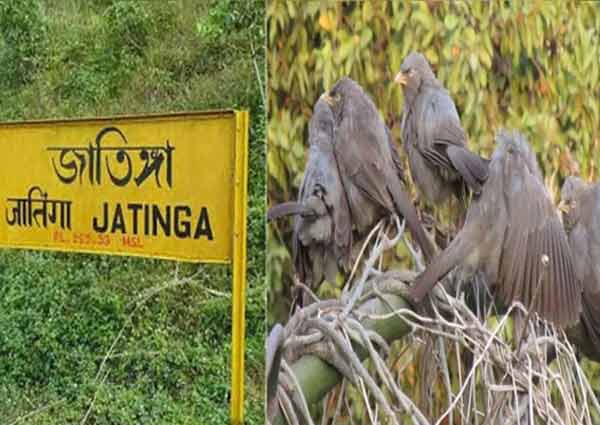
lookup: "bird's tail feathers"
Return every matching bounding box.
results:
[388,185,437,263]
[267,202,313,221]
[581,298,600,357]
[447,146,489,195]
[409,223,478,302]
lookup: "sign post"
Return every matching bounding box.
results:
[0,109,249,423]
[231,110,249,424]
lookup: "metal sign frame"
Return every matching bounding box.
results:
[230,110,248,423]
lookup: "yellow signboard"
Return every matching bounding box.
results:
[0,110,244,262]
[0,109,249,423]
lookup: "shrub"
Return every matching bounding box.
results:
[103,1,150,57]
[0,0,47,88]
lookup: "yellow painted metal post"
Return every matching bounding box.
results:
[230,110,249,424]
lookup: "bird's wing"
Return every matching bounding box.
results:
[290,143,321,282]
[409,221,480,302]
[334,106,395,212]
[335,109,435,261]
[574,185,600,293]
[292,134,352,287]
[569,223,600,352]
[268,202,312,221]
[419,88,466,149]
[418,89,488,193]
[498,165,581,326]
[573,186,600,350]
[266,324,284,406]
[308,140,352,247]
[384,126,435,258]
[445,145,489,194]
[385,125,406,185]
[568,225,590,294]
[584,185,600,251]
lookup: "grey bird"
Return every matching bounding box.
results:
[322,77,436,263]
[395,52,489,205]
[560,177,600,359]
[268,95,353,290]
[408,130,582,328]
[266,323,284,418]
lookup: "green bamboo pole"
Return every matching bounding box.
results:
[273,293,413,424]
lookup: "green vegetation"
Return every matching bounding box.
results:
[0,0,264,423]
[267,0,600,323]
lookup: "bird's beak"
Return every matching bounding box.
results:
[323,93,335,106]
[557,200,569,214]
[394,71,407,86]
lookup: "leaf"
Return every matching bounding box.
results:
[469,53,479,72]
[362,1,373,22]
[479,47,492,69]
[338,37,354,61]
[318,12,333,32]
[425,48,438,65]
[479,69,487,86]
[444,14,458,30]
[360,27,373,48]
[412,5,433,28]
[464,27,476,46]
[304,2,320,17]
[267,150,285,190]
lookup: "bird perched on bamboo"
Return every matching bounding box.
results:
[268,95,352,294]
[395,52,488,205]
[407,130,581,329]
[559,176,600,360]
[322,77,435,263]
[268,78,436,304]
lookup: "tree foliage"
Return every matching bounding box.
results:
[267,0,600,323]
[0,0,47,88]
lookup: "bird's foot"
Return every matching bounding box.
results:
[367,267,383,277]
[404,287,425,311]
[381,215,405,250]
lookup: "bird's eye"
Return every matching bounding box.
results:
[408,69,416,76]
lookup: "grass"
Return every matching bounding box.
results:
[0,0,265,423]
